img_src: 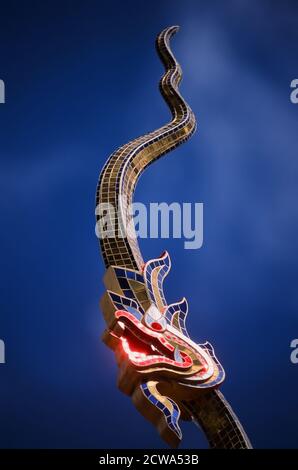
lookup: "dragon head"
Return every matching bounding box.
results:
[100,251,224,447]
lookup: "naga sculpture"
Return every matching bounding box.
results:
[96,25,251,449]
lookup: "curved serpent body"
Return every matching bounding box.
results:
[96,26,252,449]
[96,26,196,270]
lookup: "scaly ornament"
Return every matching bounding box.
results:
[96,26,252,449]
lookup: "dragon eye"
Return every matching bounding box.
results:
[144,304,167,332]
[150,322,163,331]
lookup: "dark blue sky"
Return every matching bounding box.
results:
[0,0,298,448]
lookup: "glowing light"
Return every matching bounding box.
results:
[151,322,163,331]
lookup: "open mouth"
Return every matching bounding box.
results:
[114,309,193,370]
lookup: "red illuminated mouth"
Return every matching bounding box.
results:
[114,310,193,370]
[121,336,192,369]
